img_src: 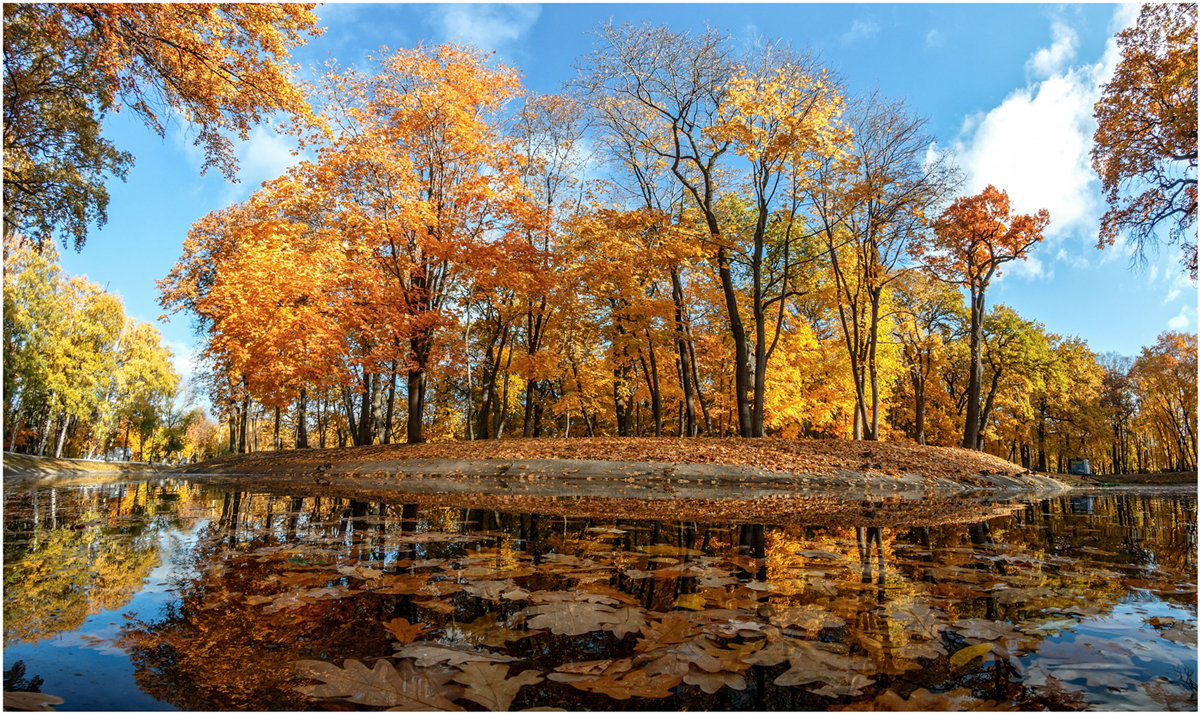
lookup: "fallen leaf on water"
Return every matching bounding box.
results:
[393,642,519,667]
[384,617,430,644]
[810,673,875,698]
[863,687,1006,711]
[683,667,747,694]
[523,601,622,637]
[296,658,463,710]
[948,643,992,669]
[552,659,634,677]
[452,663,543,711]
[553,668,682,700]
[3,692,65,712]
[673,594,706,610]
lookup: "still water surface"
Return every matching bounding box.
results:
[3,478,1196,711]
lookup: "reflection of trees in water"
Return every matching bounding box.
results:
[6,481,1190,708]
[1,482,190,645]
[106,487,1197,710]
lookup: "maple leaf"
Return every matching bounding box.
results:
[393,643,519,667]
[384,617,430,644]
[296,658,463,710]
[452,663,543,711]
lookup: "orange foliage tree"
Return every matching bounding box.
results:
[3,3,321,249]
[922,185,1049,450]
[1091,3,1197,278]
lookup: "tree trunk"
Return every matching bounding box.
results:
[273,406,282,451]
[296,388,308,449]
[383,368,397,445]
[37,395,55,456]
[407,368,426,444]
[962,287,986,449]
[54,415,71,458]
[716,246,753,437]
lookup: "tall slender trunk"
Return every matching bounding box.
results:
[273,406,282,451]
[383,368,397,445]
[962,286,987,449]
[716,246,753,436]
[54,415,71,458]
[670,268,697,436]
[295,388,308,449]
[686,334,712,435]
[640,331,663,437]
[37,394,56,456]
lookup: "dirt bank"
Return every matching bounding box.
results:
[159,437,1067,500]
[2,452,167,480]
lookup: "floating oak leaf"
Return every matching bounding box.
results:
[604,606,649,639]
[810,673,874,698]
[683,668,746,694]
[635,614,696,652]
[462,579,528,602]
[3,692,65,712]
[414,598,457,614]
[337,564,384,580]
[527,590,620,606]
[767,604,845,632]
[867,687,1003,711]
[384,617,430,644]
[374,573,431,595]
[552,659,634,677]
[296,658,463,710]
[457,612,538,648]
[523,601,620,636]
[393,643,519,667]
[555,669,682,700]
[452,663,543,711]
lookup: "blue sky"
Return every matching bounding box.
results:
[58,2,1197,393]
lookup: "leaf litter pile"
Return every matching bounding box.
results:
[99,486,1197,711]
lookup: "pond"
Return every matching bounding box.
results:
[2,476,1196,711]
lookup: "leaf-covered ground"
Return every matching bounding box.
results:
[179,436,1030,483]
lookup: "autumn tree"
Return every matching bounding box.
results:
[922,185,1048,450]
[890,270,964,445]
[1091,3,1198,278]
[1131,331,1198,472]
[580,26,847,437]
[805,94,956,440]
[510,93,590,437]
[2,3,321,250]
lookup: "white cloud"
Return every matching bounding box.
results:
[425,4,541,55]
[236,126,305,189]
[1167,305,1193,330]
[1025,21,1078,79]
[924,28,943,48]
[949,8,1142,272]
[841,19,880,44]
